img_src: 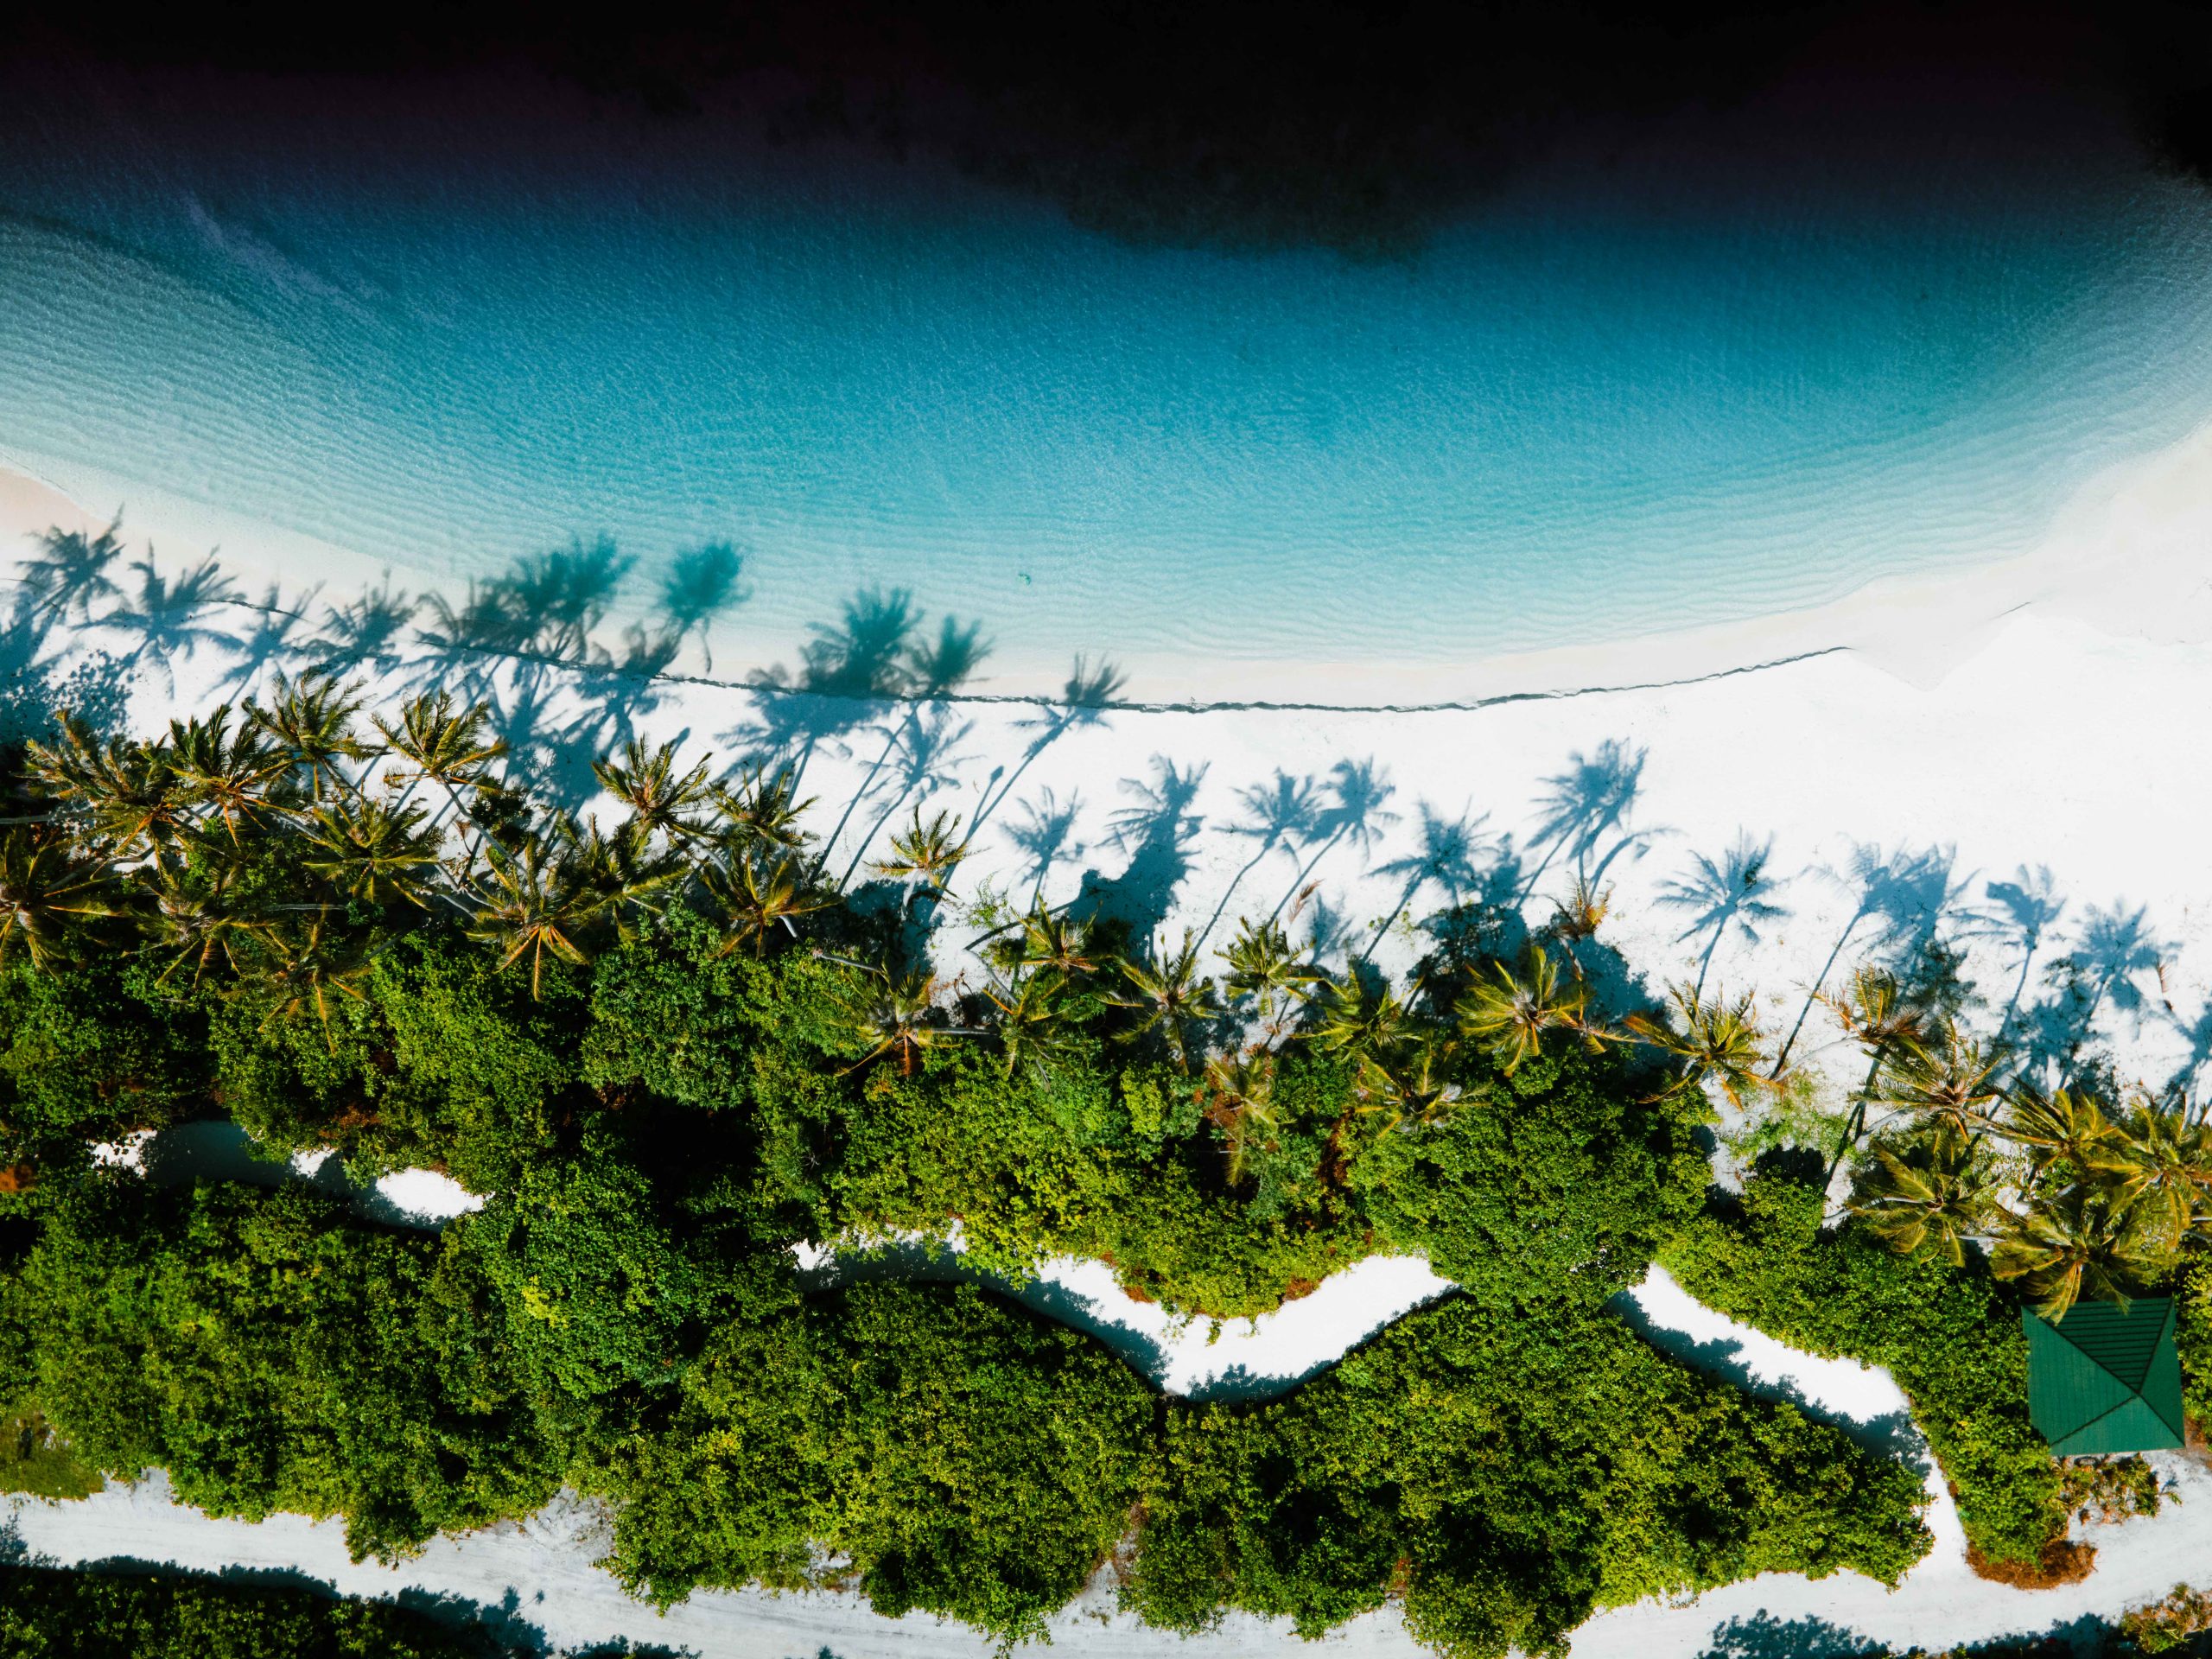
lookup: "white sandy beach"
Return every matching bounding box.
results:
[10,413,2212,1650]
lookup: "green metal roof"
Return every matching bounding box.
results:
[2022,1297,2184,1456]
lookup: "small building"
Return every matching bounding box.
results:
[2022,1297,2185,1456]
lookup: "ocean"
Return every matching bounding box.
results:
[3,63,2210,694]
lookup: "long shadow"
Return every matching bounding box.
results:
[1266,758,1398,925]
[1774,842,1964,1072]
[1197,769,1319,946]
[1076,756,1208,938]
[962,655,1127,848]
[1976,866,2066,1049]
[1694,1612,1885,1659]
[1361,800,1484,963]
[1698,1611,2107,1659]
[0,562,130,743]
[1656,831,1790,1000]
[1519,739,1649,904]
[2014,900,2169,1086]
[105,551,243,697]
[1005,785,1087,902]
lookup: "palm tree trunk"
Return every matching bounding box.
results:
[1357,874,1427,966]
[1268,827,1346,925]
[822,715,908,880]
[1771,911,1866,1077]
[1196,836,1281,948]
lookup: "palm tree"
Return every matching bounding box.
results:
[24,715,186,856]
[0,827,119,969]
[1548,875,1611,950]
[990,899,1100,994]
[1198,1049,1281,1183]
[376,691,508,830]
[1992,1183,2146,1322]
[464,830,607,997]
[982,974,1070,1081]
[246,671,372,804]
[1352,1037,1462,1136]
[1998,1085,2126,1184]
[141,854,262,988]
[872,806,969,901]
[1458,944,1599,1075]
[301,798,443,910]
[1220,916,1322,1032]
[1820,966,1929,1179]
[706,767,813,857]
[164,706,292,846]
[830,967,978,1077]
[251,921,370,1052]
[569,817,685,941]
[1848,1136,1996,1266]
[593,739,713,843]
[1872,1020,2007,1154]
[1313,977,1408,1060]
[1625,984,1776,1112]
[696,849,828,959]
[2102,1102,2212,1263]
[1111,930,1223,1071]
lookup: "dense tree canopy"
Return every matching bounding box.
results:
[0,683,2132,1651]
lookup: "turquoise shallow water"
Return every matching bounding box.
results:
[3,71,2212,687]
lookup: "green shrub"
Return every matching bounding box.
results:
[1661,1156,2066,1566]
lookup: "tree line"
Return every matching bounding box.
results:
[0,677,2196,1649]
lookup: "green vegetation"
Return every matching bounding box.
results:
[0,1565,512,1658]
[9,680,2146,1652]
[1664,1155,2066,1568]
[0,1400,102,1499]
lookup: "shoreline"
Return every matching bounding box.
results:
[13,404,2212,711]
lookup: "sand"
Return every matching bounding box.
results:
[9,411,2212,1649]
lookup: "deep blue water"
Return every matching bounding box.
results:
[3,67,2211,686]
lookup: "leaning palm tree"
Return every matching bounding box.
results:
[164,706,293,847]
[706,766,813,857]
[1548,875,1612,950]
[994,899,1100,994]
[251,921,371,1052]
[982,974,1071,1081]
[140,853,262,988]
[246,671,373,805]
[872,806,969,901]
[1352,1036,1462,1137]
[463,830,607,997]
[1872,1020,2007,1154]
[593,738,712,843]
[1998,1084,2127,1184]
[376,691,508,827]
[1313,976,1408,1059]
[1111,930,1224,1071]
[2102,1101,2212,1265]
[1198,1049,1281,1184]
[1458,944,1599,1075]
[829,967,978,1077]
[568,817,685,942]
[1220,916,1323,1031]
[1992,1182,2147,1322]
[24,715,186,856]
[1848,1136,1997,1266]
[0,827,120,969]
[1625,983,1777,1111]
[696,849,829,959]
[1820,966,1931,1177]
[302,797,443,910]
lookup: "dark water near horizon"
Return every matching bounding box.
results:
[4,61,2211,684]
